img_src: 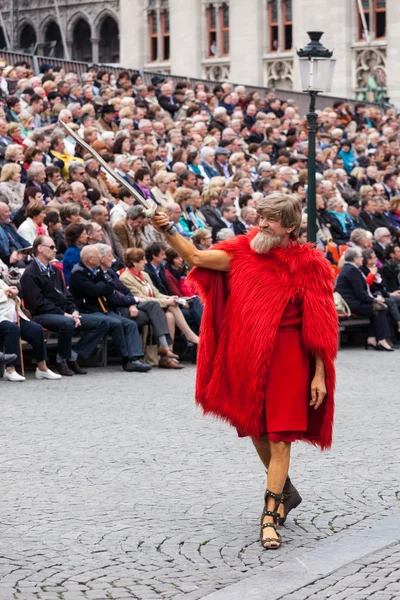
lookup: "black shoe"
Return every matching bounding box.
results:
[67,360,88,375]
[376,343,395,352]
[122,359,152,373]
[0,351,17,364]
[56,360,74,376]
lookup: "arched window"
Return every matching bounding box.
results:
[357,0,386,41]
[147,1,170,63]
[44,21,64,58]
[99,16,120,63]
[72,19,92,62]
[19,24,37,54]
[206,3,230,58]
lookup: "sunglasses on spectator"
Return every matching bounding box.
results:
[42,244,56,250]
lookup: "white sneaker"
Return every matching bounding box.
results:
[35,368,62,380]
[3,370,26,382]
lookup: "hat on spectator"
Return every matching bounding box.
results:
[151,75,165,86]
[357,155,370,168]
[40,63,53,74]
[101,104,116,114]
[215,147,231,156]
[3,66,15,77]
[347,198,361,208]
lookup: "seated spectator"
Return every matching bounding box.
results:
[45,166,62,196]
[86,222,104,245]
[46,182,73,211]
[381,244,400,294]
[361,248,400,335]
[133,167,156,204]
[360,197,377,234]
[0,278,61,382]
[373,196,396,236]
[335,247,393,351]
[84,157,114,202]
[110,189,135,226]
[387,197,400,231]
[347,199,367,231]
[164,247,203,332]
[13,186,43,229]
[211,204,245,242]
[192,229,212,250]
[20,236,109,376]
[68,245,151,372]
[50,132,83,179]
[90,205,125,262]
[191,190,208,230]
[144,243,169,295]
[0,163,24,211]
[63,223,88,285]
[96,243,183,369]
[350,228,373,250]
[174,188,197,237]
[326,198,353,245]
[199,188,223,228]
[44,211,63,256]
[151,170,171,208]
[373,227,392,265]
[0,201,30,265]
[165,203,192,239]
[120,248,199,348]
[113,205,145,251]
[216,228,235,241]
[16,200,47,244]
[241,206,257,231]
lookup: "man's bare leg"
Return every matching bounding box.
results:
[252,435,284,521]
[252,437,291,546]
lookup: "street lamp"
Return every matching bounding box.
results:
[297,31,335,243]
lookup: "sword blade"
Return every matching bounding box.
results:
[58,119,152,212]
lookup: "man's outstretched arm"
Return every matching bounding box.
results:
[151,214,230,272]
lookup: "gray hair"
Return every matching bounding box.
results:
[350,228,369,245]
[69,161,84,176]
[200,147,215,160]
[59,109,72,121]
[90,205,106,219]
[127,206,145,220]
[374,227,391,242]
[115,155,129,168]
[344,247,362,263]
[95,243,114,258]
[214,106,227,118]
[27,161,45,180]
[216,228,234,241]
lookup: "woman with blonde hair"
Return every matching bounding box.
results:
[17,112,34,138]
[120,248,199,363]
[151,170,171,207]
[359,184,374,201]
[166,172,178,201]
[0,163,25,211]
[6,122,24,145]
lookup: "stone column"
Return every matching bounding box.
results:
[91,38,99,64]
[229,0,263,85]
[169,0,202,77]
[385,0,400,106]
[120,0,146,69]
[292,0,353,98]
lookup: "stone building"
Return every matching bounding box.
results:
[0,0,120,64]
[1,0,400,105]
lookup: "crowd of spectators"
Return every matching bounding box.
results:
[1,56,400,381]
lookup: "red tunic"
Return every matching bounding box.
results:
[237,301,311,441]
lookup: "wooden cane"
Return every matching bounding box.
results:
[98,296,107,313]
[15,297,24,376]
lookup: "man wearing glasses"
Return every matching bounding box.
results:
[20,236,108,377]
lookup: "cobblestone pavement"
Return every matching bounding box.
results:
[280,542,400,600]
[0,348,399,600]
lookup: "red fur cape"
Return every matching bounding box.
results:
[188,230,338,450]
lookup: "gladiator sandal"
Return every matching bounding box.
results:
[264,471,302,525]
[260,490,282,550]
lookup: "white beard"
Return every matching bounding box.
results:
[250,230,282,254]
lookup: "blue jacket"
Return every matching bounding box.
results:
[0,223,30,264]
[201,161,220,180]
[63,246,81,286]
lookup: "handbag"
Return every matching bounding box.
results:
[143,326,160,367]
[333,291,351,316]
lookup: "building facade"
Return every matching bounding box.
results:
[0,0,399,106]
[0,0,120,64]
[120,0,399,106]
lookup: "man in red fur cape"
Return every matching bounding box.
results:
[151,192,338,550]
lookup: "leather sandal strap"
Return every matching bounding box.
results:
[261,508,280,521]
[264,489,282,502]
[261,522,278,531]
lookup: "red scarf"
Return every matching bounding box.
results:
[129,267,153,297]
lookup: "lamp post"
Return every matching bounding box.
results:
[297,31,335,243]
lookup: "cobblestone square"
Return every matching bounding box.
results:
[0,348,399,599]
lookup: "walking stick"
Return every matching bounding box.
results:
[15,297,24,376]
